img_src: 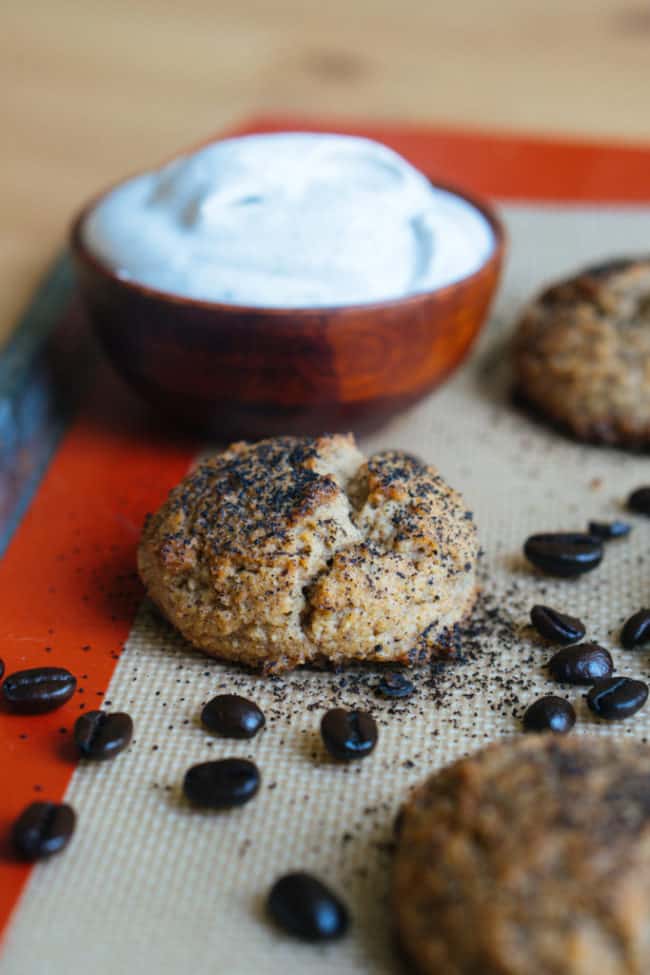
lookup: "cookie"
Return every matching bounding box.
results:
[138,434,478,673]
[393,735,650,975]
[514,258,650,446]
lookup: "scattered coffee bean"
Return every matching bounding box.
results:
[627,486,650,516]
[548,643,614,685]
[320,709,378,761]
[2,667,77,714]
[588,520,631,540]
[201,694,265,739]
[12,802,76,860]
[74,710,133,760]
[267,872,349,941]
[376,672,414,699]
[587,677,649,720]
[621,609,650,649]
[522,695,576,734]
[530,605,585,644]
[523,533,603,577]
[183,758,260,809]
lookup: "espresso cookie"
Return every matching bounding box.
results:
[514,258,650,446]
[138,434,478,673]
[394,735,650,975]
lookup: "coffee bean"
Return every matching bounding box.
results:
[621,609,650,649]
[627,486,650,516]
[523,533,603,577]
[587,677,649,720]
[530,605,585,644]
[548,643,614,684]
[74,710,133,760]
[320,709,378,761]
[183,758,260,809]
[201,694,265,739]
[12,802,76,860]
[522,695,576,734]
[376,673,414,699]
[267,872,349,941]
[588,520,631,540]
[2,667,77,713]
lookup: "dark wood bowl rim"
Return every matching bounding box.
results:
[70,172,505,319]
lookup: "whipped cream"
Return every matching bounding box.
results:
[82,133,494,308]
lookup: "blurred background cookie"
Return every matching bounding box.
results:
[394,735,650,975]
[513,258,650,447]
[138,434,478,673]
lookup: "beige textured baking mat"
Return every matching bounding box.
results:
[3,204,650,974]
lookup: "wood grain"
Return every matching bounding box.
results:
[2,0,650,348]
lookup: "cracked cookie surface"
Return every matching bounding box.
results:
[394,735,650,975]
[514,258,650,446]
[137,434,478,672]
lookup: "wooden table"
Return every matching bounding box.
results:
[3,0,650,348]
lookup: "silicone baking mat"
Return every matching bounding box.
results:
[2,118,650,974]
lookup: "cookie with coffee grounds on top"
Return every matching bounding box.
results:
[139,434,478,673]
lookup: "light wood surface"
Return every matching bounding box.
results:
[3,0,650,348]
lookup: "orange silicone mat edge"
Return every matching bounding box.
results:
[0,362,196,941]
[239,114,650,203]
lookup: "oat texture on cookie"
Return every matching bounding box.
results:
[394,735,650,975]
[514,258,650,446]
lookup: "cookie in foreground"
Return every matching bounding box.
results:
[138,433,478,672]
[393,735,650,975]
[513,257,650,446]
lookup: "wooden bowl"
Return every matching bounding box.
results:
[70,184,504,439]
